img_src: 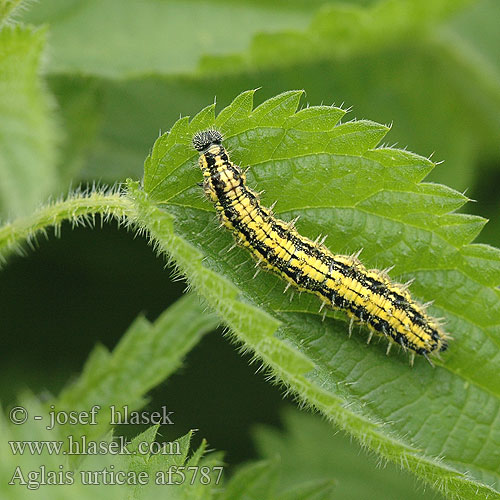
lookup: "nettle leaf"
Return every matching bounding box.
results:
[220,457,335,500]
[0,395,128,500]
[32,0,499,197]
[21,0,315,78]
[20,0,471,78]
[135,90,500,499]
[0,0,24,25]
[0,294,220,499]
[0,24,60,217]
[193,0,499,192]
[254,407,441,500]
[54,292,218,446]
[198,0,475,72]
[1,402,222,499]
[116,427,224,500]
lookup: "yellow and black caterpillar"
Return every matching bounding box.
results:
[193,129,448,362]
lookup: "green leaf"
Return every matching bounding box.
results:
[0,0,24,25]
[49,77,103,186]
[134,90,500,499]
[198,0,475,71]
[0,24,59,217]
[1,398,222,499]
[0,394,129,500]
[220,459,280,500]
[0,294,220,499]
[38,0,500,199]
[449,0,500,76]
[117,428,224,500]
[54,292,218,444]
[220,456,336,500]
[192,0,500,192]
[274,480,337,500]
[254,407,443,500]
[21,0,315,78]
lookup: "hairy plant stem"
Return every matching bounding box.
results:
[0,190,135,264]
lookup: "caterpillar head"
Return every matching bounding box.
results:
[192,129,223,152]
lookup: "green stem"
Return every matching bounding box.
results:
[0,190,134,264]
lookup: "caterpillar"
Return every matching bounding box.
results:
[192,129,448,364]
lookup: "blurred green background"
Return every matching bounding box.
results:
[1,0,499,498]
